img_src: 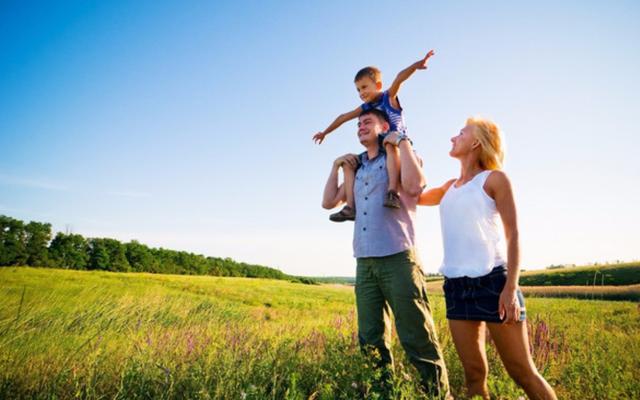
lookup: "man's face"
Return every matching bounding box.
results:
[357,114,386,144]
[355,77,382,103]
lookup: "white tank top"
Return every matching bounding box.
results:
[439,170,507,278]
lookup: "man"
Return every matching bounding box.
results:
[322,108,450,397]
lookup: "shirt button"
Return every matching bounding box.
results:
[365,182,368,186]
[364,212,367,215]
[365,197,368,200]
[363,227,367,231]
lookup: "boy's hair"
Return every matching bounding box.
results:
[354,66,382,83]
[359,108,390,124]
[466,116,505,170]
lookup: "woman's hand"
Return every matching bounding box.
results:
[499,284,521,324]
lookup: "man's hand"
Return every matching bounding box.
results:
[415,49,435,70]
[333,154,359,170]
[313,131,327,144]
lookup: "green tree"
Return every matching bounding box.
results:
[0,215,27,266]
[25,221,52,266]
[125,241,156,272]
[88,239,111,270]
[103,239,130,272]
[49,233,90,269]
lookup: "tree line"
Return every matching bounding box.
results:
[0,215,314,283]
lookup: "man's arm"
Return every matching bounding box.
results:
[313,107,362,144]
[387,50,435,109]
[384,132,425,196]
[418,179,456,206]
[322,154,358,209]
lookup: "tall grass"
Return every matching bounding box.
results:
[1,267,638,399]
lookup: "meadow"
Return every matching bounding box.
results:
[1,267,639,399]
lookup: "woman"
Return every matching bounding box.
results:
[419,117,557,400]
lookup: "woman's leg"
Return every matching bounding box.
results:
[486,322,557,400]
[449,320,490,399]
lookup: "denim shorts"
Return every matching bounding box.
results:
[443,266,526,323]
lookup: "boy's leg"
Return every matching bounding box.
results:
[329,164,356,222]
[380,249,450,398]
[383,143,401,208]
[344,162,356,210]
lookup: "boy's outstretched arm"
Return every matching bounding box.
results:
[313,106,361,144]
[387,50,435,109]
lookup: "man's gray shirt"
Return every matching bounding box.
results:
[353,151,419,258]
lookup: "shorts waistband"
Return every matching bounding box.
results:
[444,265,505,284]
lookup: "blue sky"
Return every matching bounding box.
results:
[1,1,639,276]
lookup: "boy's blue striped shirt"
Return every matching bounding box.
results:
[360,90,407,133]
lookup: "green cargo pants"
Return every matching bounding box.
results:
[355,248,450,397]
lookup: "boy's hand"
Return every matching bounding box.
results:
[313,131,327,144]
[416,49,435,70]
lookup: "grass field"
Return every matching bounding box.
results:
[1,267,639,399]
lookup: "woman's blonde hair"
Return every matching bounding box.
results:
[466,116,505,170]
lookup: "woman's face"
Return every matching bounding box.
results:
[449,124,477,158]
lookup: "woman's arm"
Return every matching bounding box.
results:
[418,179,456,206]
[485,170,521,323]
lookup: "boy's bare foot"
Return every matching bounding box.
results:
[329,205,356,222]
[383,190,401,209]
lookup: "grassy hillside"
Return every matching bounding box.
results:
[1,267,639,399]
[519,262,640,286]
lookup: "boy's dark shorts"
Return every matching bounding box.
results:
[443,266,526,323]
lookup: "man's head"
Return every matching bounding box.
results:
[354,66,383,103]
[357,109,390,146]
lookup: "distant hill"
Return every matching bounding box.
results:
[520,262,640,286]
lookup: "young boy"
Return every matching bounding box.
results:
[313,50,435,222]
